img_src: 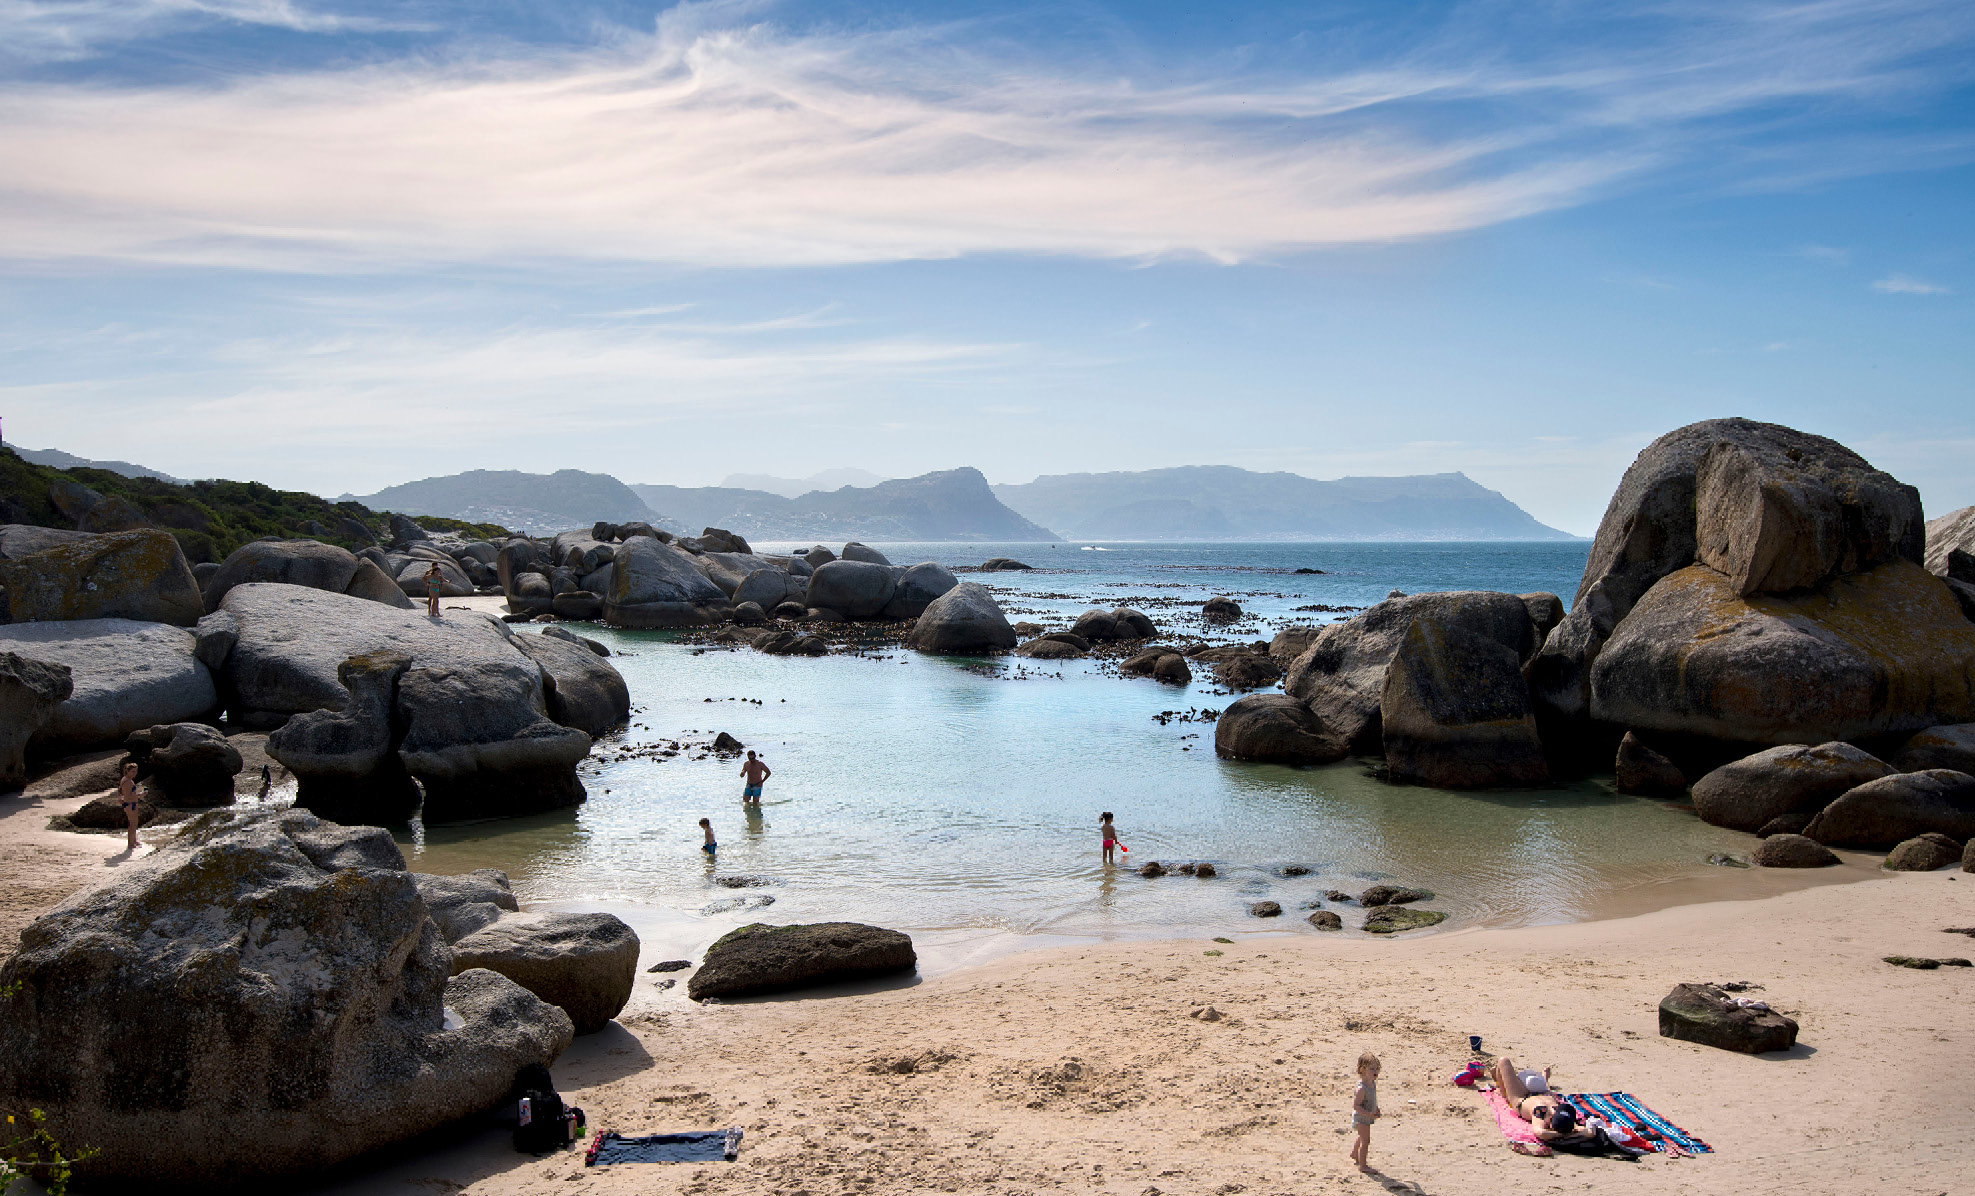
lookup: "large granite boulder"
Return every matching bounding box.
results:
[202,538,411,611]
[1922,505,1975,581]
[694,551,780,597]
[451,911,640,1035]
[1895,724,1975,773]
[511,631,630,737]
[1269,625,1322,664]
[1214,694,1349,764]
[881,562,960,619]
[394,556,474,599]
[1614,731,1688,796]
[1588,561,1975,746]
[1379,617,1547,788]
[1284,591,1538,754]
[605,536,731,627]
[1532,419,1922,727]
[507,571,553,616]
[0,620,215,753]
[0,528,202,626]
[1658,982,1798,1053]
[496,539,544,592]
[907,582,1017,654]
[395,658,591,822]
[1750,833,1839,867]
[841,542,891,565]
[0,808,572,1187]
[1689,742,1895,832]
[688,922,916,1001]
[804,560,898,620]
[734,567,799,611]
[0,651,72,788]
[1072,607,1157,642]
[267,651,418,822]
[123,721,243,806]
[414,869,520,944]
[1803,770,1975,848]
[1883,832,1962,872]
[0,523,92,559]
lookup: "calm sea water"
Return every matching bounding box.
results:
[397,542,1767,949]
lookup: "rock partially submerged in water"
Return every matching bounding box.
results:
[0,807,573,1187]
[1359,885,1433,907]
[1362,906,1447,934]
[908,582,1017,654]
[1379,615,1547,789]
[1615,731,1687,797]
[689,922,917,1000]
[1214,694,1348,764]
[1658,982,1798,1053]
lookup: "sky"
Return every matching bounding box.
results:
[1,0,1970,536]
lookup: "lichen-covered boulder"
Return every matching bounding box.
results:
[1750,833,1839,868]
[1532,419,1923,727]
[1658,982,1798,1053]
[1689,742,1895,832]
[123,721,242,806]
[0,528,202,626]
[511,631,630,737]
[881,562,960,620]
[689,922,916,1000]
[605,536,732,627]
[1894,723,1975,773]
[451,911,640,1035]
[1285,591,1537,755]
[1803,770,1975,848]
[907,582,1017,654]
[1379,617,1547,788]
[413,869,520,944]
[0,619,215,753]
[1362,906,1447,933]
[1588,561,1975,746]
[0,651,72,789]
[0,807,573,1187]
[1883,832,1962,872]
[202,538,412,611]
[1213,694,1349,764]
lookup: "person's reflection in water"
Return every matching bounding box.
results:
[1095,864,1118,911]
[744,804,766,836]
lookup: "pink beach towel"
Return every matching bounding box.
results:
[1483,1087,1552,1156]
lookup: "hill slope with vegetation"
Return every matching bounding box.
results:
[0,446,508,563]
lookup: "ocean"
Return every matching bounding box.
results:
[397,541,1779,958]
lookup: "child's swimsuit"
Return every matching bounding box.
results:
[702,841,717,854]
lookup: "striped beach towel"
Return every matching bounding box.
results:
[1568,1092,1711,1155]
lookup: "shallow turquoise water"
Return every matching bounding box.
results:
[395,542,1776,942]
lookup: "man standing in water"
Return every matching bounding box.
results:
[739,750,771,806]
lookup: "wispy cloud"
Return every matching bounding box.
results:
[1871,273,1953,294]
[0,0,424,62]
[1796,244,1851,264]
[0,0,1970,271]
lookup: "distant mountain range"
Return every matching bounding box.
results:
[993,468,1575,541]
[351,469,653,534]
[14,446,185,484]
[719,468,888,498]
[631,468,1056,542]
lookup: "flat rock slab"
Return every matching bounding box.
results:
[689,922,916,1001]
[1658,982,1798,1053]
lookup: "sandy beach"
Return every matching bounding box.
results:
[7,776,1970,1196]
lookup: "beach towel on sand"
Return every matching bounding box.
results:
[584,1128,743,1166]
[1482,1087,1551,1156]
[1568,1093,1711,1155]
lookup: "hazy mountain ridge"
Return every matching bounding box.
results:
[994,467,1575,541]
[352,469,653,534]
[14,446,185,484]
[633,467,1057,542]
[719,468,888,498]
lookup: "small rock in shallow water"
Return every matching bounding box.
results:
[1138,861,1168,878]
[1280,865,1310,877]
[1706,853,1751,868]
[1307,910,1342,931]
[1362,906,1447,934]
[1325,889,1351,903]
[1193,862,1217,878]
[1249,901,1281,918]
[1359,885,1434,906]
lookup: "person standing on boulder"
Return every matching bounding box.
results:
[118,762,143,851]
[423,562,444,617]
[739,751,771,806]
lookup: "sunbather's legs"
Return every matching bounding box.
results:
[1492,1056,1532,1104]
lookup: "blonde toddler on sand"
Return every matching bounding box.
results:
[1348,1051,1380,1170]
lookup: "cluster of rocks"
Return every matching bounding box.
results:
[1214,420,1975,829]
[0,808,585,1186]
[0,526,630,824]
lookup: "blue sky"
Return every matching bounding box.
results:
[1,0,1969,535]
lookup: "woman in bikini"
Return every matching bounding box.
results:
[118,761,142,851]
[1490,1056,1578,1140]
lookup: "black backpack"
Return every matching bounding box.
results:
[512,1064,568,1154]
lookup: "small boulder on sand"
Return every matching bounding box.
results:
[689,922,916,1001]
[1751,834,1839,868]
[1658,982,1798,1053]
[1883,833,1963,872]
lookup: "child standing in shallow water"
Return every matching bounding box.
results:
[1099,812,1126,865]
[700,818,717,858]
[1349,1051,1380,1170]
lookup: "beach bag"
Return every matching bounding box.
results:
[513,1064,568,1154]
